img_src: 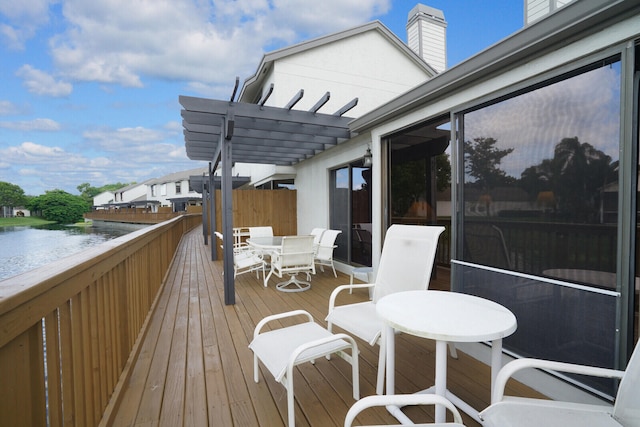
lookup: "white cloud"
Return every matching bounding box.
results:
[83,126,166,150]
[46,0,390,94]
[7,141,66,158]
[16,65,73,97]
[0,100,17,115]
[0,118,61,131]
[0,0,55,49]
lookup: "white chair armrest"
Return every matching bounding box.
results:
[492,358,625,403]
[253,309,313,340]
[328,283,375,313]
[344,394,464,427]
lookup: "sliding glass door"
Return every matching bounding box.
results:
[329,160,372,266]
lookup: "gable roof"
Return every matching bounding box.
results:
[238,20,437,103]
[148,167,209,185]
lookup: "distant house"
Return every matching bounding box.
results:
[92,167,208,212]
[93,190,115,209]
[146,167,208,212]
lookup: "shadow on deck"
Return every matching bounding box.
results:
[107,226,541,426]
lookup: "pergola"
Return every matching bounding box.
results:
[180,93,355,304]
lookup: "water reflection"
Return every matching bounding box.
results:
[0,223,147,281]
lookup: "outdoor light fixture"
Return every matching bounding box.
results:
[363,146,373,167]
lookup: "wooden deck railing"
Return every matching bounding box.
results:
[0,214,201,426]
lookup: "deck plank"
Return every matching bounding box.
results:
[109,226,545,426]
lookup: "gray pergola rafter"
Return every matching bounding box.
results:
[181,96,353,166]
[180,94,354,304]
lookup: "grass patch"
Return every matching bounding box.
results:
[0,217,56,227]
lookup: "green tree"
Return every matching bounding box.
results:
[28,190,89,224]
[464,137,514,192]
[435,153,451,192]
[0,181,28,208]
[518,137,617,222]
[551,137,616,221]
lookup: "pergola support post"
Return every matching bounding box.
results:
[201,171,208,245]
[209,168,217,260]
[221,113,235,305]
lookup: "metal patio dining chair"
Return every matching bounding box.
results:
[215,231,266,281]
[265,235,316,291]
[314,229,341,277]
[310,227,326,255]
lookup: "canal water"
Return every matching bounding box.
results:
[0,223,148,281]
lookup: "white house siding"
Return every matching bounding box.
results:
[418,24,446,72]
[262,30,432,117]
[295,132,373,247]
[407,10,447,72]
[93,191,114,207]
[118,183,147,204]
[407,24,420,57]
[526,0,575,24]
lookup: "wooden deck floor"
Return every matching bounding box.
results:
[107,226,542,426]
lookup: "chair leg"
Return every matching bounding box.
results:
[286,378,295,427]
[449,343,458,359]
[263,268,273,287]
[376,340,386,395]
[331,261,337,278]
[253,355,259,383]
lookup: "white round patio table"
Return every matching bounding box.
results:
[376,290,517,424]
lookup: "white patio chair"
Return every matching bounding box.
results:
[215,231,266,281]
[327,224,451,395]
[315,229,341,277]
[248,226,273,238]
[344,394,466,427]
[310,227,326,254]
[265,235,316,291]
[479,341,640,427]
[249,309,359,427]
[248,226,275,264]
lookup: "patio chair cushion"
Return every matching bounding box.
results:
[250,321,353,382]
[327,300,382,345]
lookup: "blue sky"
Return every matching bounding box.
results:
[0,1,522,196]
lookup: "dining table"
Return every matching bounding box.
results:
[376,290,517,424]
[246,236,283,251]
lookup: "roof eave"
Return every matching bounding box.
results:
[350,0,638,133]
